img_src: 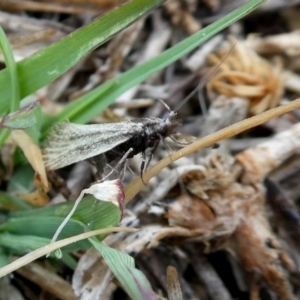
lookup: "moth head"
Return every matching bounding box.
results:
[160,110,181,137]
[145,110,180,142]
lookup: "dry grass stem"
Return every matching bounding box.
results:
[0,227,136,278]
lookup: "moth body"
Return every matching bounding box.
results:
[42,111,180,171]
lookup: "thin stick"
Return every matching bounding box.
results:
[124,98,300,204]
[0,227,137,278]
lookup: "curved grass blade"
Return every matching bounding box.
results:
[0,101,39,130]
[0,0,163,114]
[91,240,156,300]
[9,196,121,234]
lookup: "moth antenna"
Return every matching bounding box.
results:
[170,135,190,146]
[105,158,135,180]
[174,43,236,113]
[157,98,171,112]
[126,163,136,177]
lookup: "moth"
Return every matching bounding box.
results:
[42,105,180,176]
[43,50,229,175]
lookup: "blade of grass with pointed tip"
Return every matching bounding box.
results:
[0,233,52,255]
[9,196,121,233]
[0,25,20,145]
[0,0,163,115]
[91,240,156,300]
[0,220,91,253]
[0,101,39,130]
[0,197,122,254]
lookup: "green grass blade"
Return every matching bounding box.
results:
[0,196,121,254]
[0,0,163,114]
[6,196,121,251]
[0,101,39,130]
[0,233,51,254]
[0,25,19,112]
[0,248,9,268]
[0,25,20,145]
[0,192,32,211]
[9,196,121,233]
[91,240,155,300]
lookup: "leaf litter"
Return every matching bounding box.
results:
[2,1,300,299]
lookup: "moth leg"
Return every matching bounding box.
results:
[140,140,159,185]
[100,148,133,182]
[145,140,159,171]
[140,150,147,185]
[170,135,191,146]
[114,148,133,179]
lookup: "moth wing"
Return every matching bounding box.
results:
[43,122,142,170]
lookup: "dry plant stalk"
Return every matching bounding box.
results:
[246,31,300,57]
[206,37,284,115]
[15,261,77,300]
[236,123,300,183]
[0,227,136,278]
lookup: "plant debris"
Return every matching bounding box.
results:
[2,1,300,300]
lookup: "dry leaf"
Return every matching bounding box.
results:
[11,130,49,191]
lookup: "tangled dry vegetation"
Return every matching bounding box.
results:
[2,0,300,300]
